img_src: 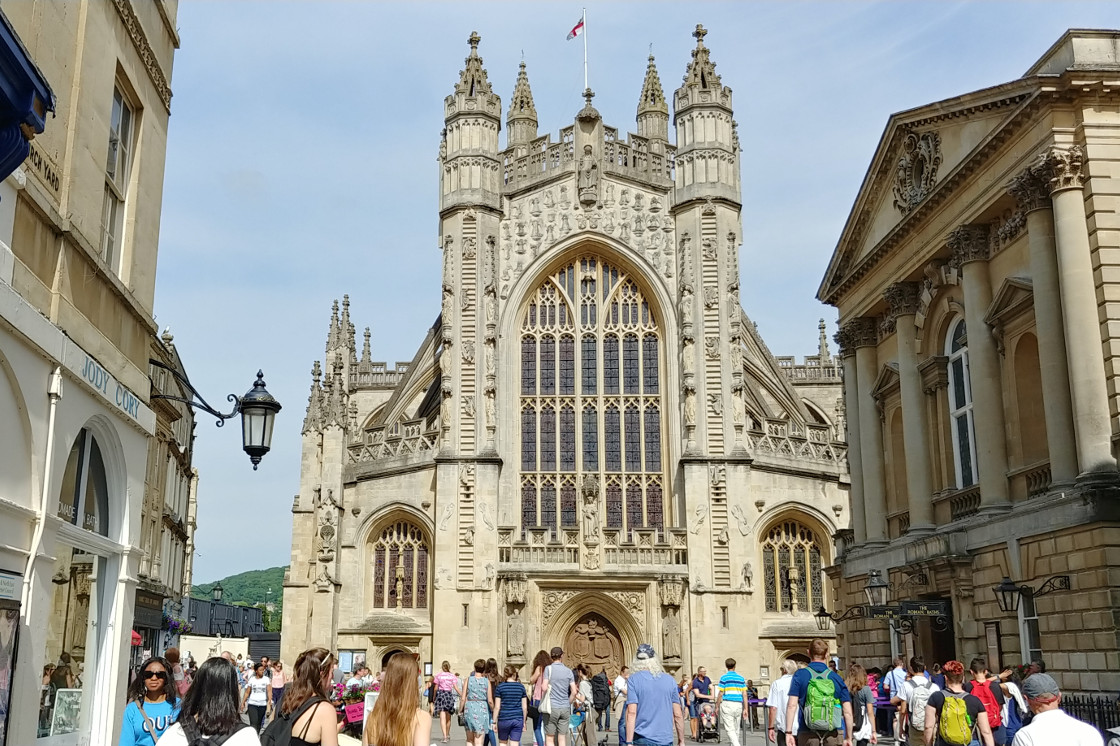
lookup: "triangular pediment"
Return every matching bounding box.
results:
[871,362,900,402]
[984,277,1034,327]
[819,78,1040,303]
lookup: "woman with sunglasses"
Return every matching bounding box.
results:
[119,656,180,746]
[157,657,258,745]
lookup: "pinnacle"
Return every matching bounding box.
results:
[637,54,667,116]
[455,30,494,97]
[508,60,537,122]
[682,23,722,91]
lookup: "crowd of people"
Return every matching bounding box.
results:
[114,641,1107,746]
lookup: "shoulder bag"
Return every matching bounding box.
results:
[539,666,554,715]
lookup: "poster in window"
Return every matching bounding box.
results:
[50,688,83,736]
[984,621,1002,672]
[0,599,20,746]
[338,651,353,675]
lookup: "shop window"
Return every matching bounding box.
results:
[57,429,109,536]
[39,547,104,738]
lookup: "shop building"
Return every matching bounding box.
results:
[0,2,180,744]
[818,29,1120,693]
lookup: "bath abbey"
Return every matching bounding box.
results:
[281,27,850,677]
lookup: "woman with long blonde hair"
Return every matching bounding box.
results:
[363,652,431,746]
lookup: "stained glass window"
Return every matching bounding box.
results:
[519,256,666,547]
[369,522,429,610]
[560,479,577,527]
[560,405,576,471]
[762,520,826,613]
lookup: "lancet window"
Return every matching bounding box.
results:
[762,520,824,613]
[520,257,665,540]
[369,521,429,610]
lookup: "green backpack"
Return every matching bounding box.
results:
[938,691,975,746]
[805,668,841,732]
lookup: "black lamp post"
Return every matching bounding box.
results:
[212,582,224,603]
[150,362,282,470]
[992,575,1071,614]
[865,569,890,607]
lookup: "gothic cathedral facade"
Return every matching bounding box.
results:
[283,27,849,681]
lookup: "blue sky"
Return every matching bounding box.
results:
[155,2,1119,583]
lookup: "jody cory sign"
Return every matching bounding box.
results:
[78,355,143,423]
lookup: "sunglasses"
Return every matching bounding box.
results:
[143,671,168,680]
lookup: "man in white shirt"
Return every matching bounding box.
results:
[765,660,801,745]
[346,664,371,689]
[882,655,908,741]
[1011,674,1103,746]
[891,656,938,744]
[613,665,629,746]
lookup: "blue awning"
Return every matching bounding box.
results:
[0,7,54,181]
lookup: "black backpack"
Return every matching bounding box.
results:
[260,696,326,746]
[591,672,611,710]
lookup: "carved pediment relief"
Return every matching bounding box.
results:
[893,131,942,214]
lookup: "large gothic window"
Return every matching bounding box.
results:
[520,257,665,540]
[762,520,824,613]
[369,522,429,610]
[946,318,977,488]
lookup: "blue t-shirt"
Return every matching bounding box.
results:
[691,676,711,697]
[118,699,180,746]
[717,671,746,703]
[788,662,850,730]
[625,670,679,745]
[495,681,527,721]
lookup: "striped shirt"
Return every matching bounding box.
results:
[718,671,746,703]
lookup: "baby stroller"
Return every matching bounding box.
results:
[695,701,719,743]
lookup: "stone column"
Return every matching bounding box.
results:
[1009,165,1078,484]
[948,225,1010,508]
[850,317,888,542]
[1041,145,1118,477]
[884,282,934,533]
[836,330,867,545]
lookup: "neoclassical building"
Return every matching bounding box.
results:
[819,29,1120,693]
[283,28,848,681]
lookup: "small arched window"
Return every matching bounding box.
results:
[946,318,977,488]
[762,520,824,613]
[369,521,429,610]
[57,428,109,536]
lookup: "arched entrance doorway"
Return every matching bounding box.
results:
[564,613,625,676]
[382,648,406,670]
[542,591,643,678]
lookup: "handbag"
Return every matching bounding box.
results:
[527,699,540,719]
[539,667,553,716]
[458,712,467,728]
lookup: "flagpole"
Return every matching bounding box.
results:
[582,7,588,91]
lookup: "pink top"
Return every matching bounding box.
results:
[434,671,457,691]
[271,668,286,688]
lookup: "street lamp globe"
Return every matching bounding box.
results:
[814,607,833,632]
[239,371,282,470]
[865,569,889,607]
[993,576,1023,614]
[212,582,224,603]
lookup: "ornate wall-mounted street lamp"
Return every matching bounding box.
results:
[864,569,890,607]
[816,569,948,634]
[211,582,224,603]
[150,362,282,469]
[992,575,1071,614]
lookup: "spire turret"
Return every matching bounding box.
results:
[507,61,538,147]
[302,361,324,434]
[361,327,372,365]
[440,31,502,212]
[672,23,738,207]
[325,300,340,354]
[636,54,668,141]
[818,319,832,363]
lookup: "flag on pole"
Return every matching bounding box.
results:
[566,17,585,40]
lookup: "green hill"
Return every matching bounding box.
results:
[192,566,287,610]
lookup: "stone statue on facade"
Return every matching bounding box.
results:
[742,561,753,591]
[507,608,526,657]
[581,474,600,541]
[578,145,598,206]
[663,607,682,659]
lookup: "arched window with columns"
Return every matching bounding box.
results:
[761,519,825,613]
[519,255,666,540]
[946,317,977,488]
[368,521,429,609]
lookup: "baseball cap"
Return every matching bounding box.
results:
[550,646,564,658]
[1022,673,1061,700]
